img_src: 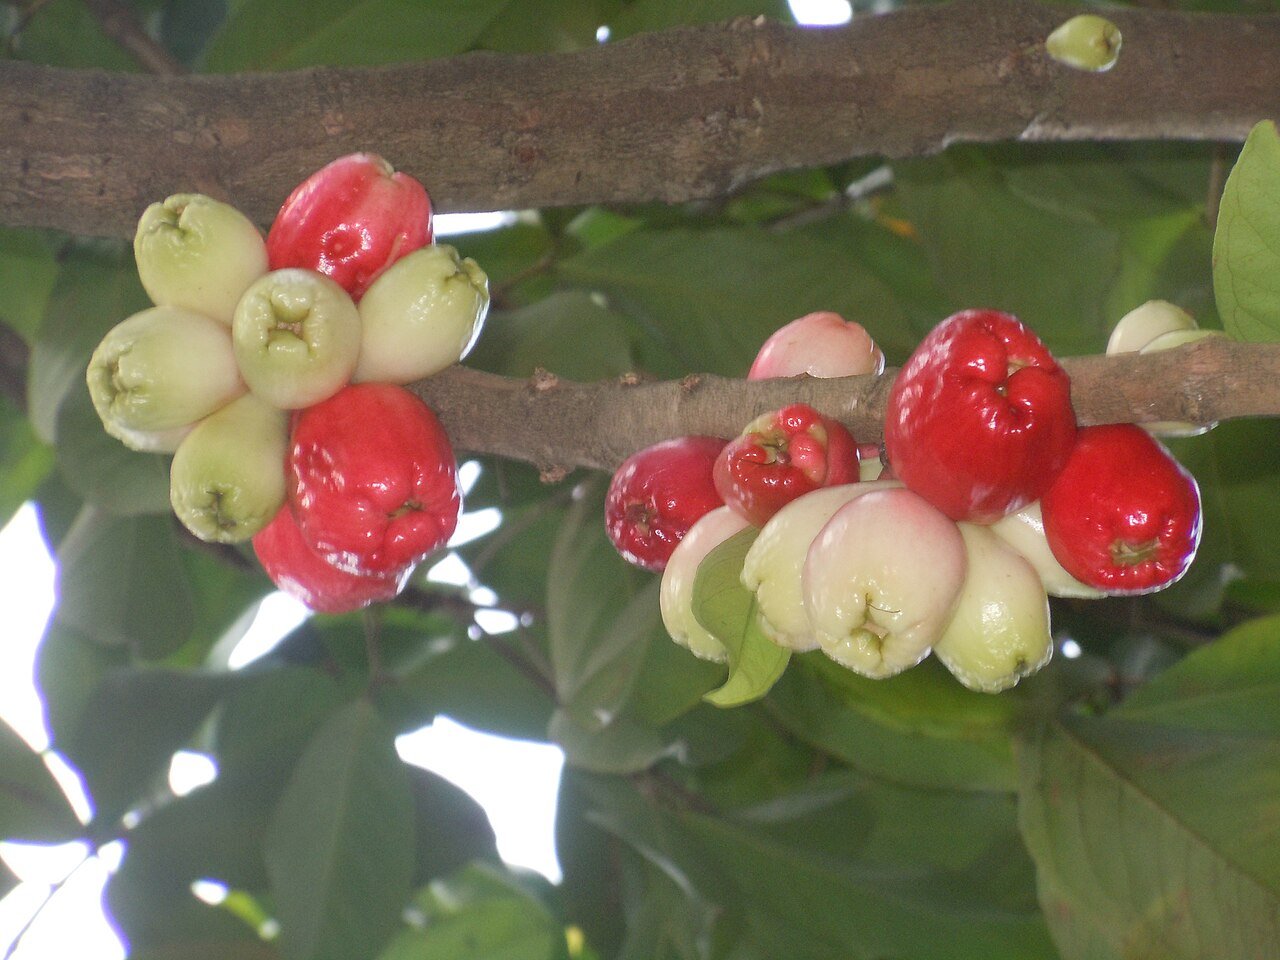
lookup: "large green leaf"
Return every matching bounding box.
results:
[266,699,415,960]
[689,526,788,707]
[1017,617,1280,960]
[0,227,58,343]
[405,765,499,885]
[0,396,54,532]
[0,717,81,842]
[205,0,511,70]
[7,0,140,69]
[1214,121,1280,342]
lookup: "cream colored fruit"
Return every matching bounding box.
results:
[990,501,1104,599]
[803,487,966,679]
[933,523,1054,693]
[659,506,753,663]
[1106,300,1197,356]
[1045,14,1121,72]
[741,480,901,651]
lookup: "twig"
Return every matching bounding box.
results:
[80,0,185,76]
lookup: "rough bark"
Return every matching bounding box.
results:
[3,0,1279,237]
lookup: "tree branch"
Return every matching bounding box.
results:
[412,337,1268,472]
[3,0,1278,237]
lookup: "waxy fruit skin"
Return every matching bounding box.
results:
[884,309,1077,524]
[133,193,268,325]
[803,487,967,678]
[1041,424,1202,594]
[660,506,752,663]
[748,312,885,380]
[741,480,901,651]
[934,523,1054,693]
[1106,299,1197,356]
[990,501,1104,599]
[605,436,726,573]
[713,403,860,526]
[267,153,432,301]
[289,383,462,577]
[253,505,406,614]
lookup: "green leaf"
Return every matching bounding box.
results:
[205,0,511,70]
[549,708,671,775]
[0,717,80,842]
[34,619,128,755]
[478,0,618,52]
[8,0,140,69]
[0,397,54,532]
[266,699,415,960]
[689,527,788,707]
[406,765,499,885]
[1017,620,1280,959]
[1214,121,1280,341]
[606,0,792,40]
[0,227,58,343]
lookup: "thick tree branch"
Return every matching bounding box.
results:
[412,337,1267,472]
[3,1,1279,237]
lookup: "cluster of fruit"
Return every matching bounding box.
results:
[607,305,1203,693]
[86,154,489,612]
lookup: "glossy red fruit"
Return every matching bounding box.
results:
[267,153,432,301]
[713,403,860,526]
[1041,424,1201,594]
[884,309,1077,524]
[289,383,461,576]
[605,436,726,572]
[253,505,407,614]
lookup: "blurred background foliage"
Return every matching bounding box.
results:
[3,0,1280,958]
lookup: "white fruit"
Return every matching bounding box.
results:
[741,480,901,651]
[1106,300,1197,356]
[803,487,966,678]
[934,523,1054,693]
[133,194,268,325]
[990,501,1105,599]
[86,305,245,448]
[659,506,752,663]
[354,244,490,385]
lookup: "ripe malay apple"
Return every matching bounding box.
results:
[604,436,726,573]
[267,153,432,300]
[253,505,408,614]
[353,245,490,385]
[659,506,753,663]
[741,480,902,651]
[1041,424,1202,594]
[933,523,1054,693]
[86,306,245,451]
[289,383,462,577]
[713,403,860,526]
[748,311,885,380]
[133,193,268,325]
[884,309,1077,523]
[170,393,288,543]
[803,487,966,678]
[990,501,1105,599]
[231,268,362,409]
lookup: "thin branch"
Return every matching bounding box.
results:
[80,0,186,76]
[3,1,1280,237]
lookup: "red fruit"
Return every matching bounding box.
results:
[884,309,1077,524]
[605,436,726,572]
[289,383,461,576]
[713,403,860,526]
[267,153,432,300]
[748,311,885,380]
[1041,424,1201,594]
[253,505,407,614]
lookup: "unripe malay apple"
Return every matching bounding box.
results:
[740,480,902,651]
[1045,14,1122,72]
[170,393,288,543]
[990,501,1105,599]
[1105,300,1197,356]
[232,268,362,409]
[354,244,490,385]
[748,311,885,380]
[933,523,1053,693]
[86,305,245,451]
[803,487,966,678]
[133,194,268,325]
[659,506,752,663]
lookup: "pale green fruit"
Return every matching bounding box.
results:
[990,501,1104,599]
[86,305,245,449]
[105,421,194,455]
[353,245,490,385]
[1045,14,1121,72]
[1106,300,1197,356]
[803,487,966,679]
[170,394,287,543]
[934,524,1053,693]
[1139,328,1224,437]
[134,194,268,325]
[741,480,901,651]
[232,268,361,409]
[659,506,752,663]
